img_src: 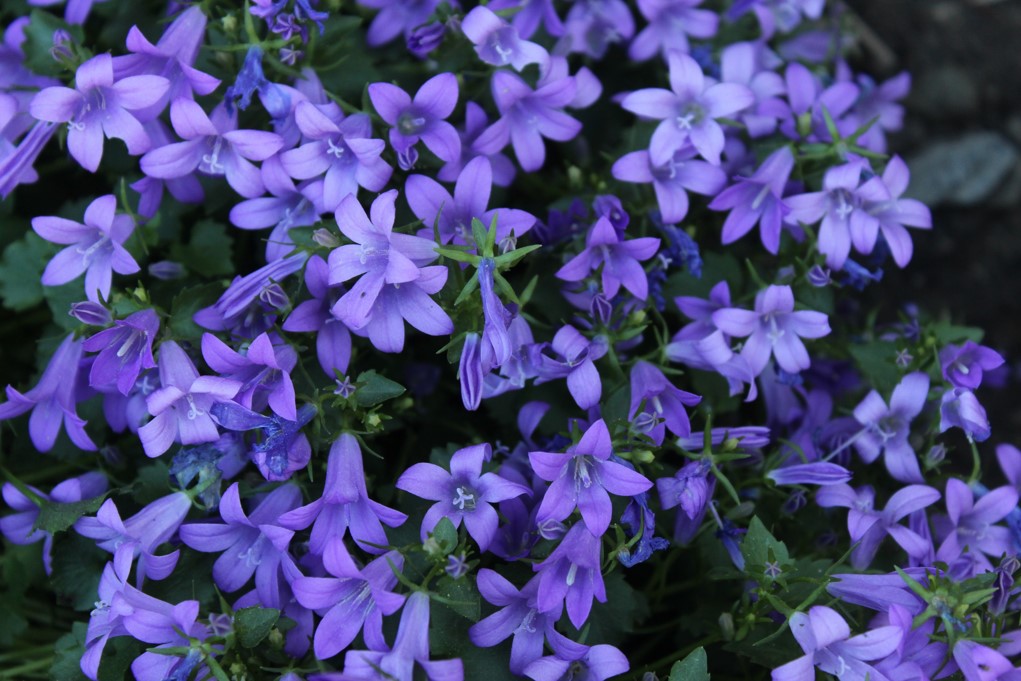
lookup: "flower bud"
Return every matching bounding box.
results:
[69,301,111,326]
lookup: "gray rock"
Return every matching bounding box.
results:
[905,131,1018,206]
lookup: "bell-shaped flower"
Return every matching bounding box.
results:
[556,216,661,300]
[397,442,530,551]
[530,419,653,536]
[82,308,158,395]
[712,284,830,377]
[281,255,352,378]
[368,73,460,164]
[816,483,940,569]
[75,492,192,584]
[278,433,406,554]
[1,472,106,573]
[202,332,297,421]
[32,194,140,303]
[612,144,727,224]
[621,51,753,165]
[851,371,928,483]
[292,538,405,659]
[771,605,902,681]
[29,53,169,171]
[934,479,1018,576]
[279,102,391,211]
[628,360,701,444]
[138,341,241,458]
[178,482,299,600]
[406,155,535,247]
[210,401,315,481]
[338,591,463,681]
[657,459,715,544]
[0,333,96,452]
[709,145,794,254]
[195,252,307,337]
[533,522,605,628]
[940,340,1004,391]
[461,6,549,71]
[140,99,284,198]
[939,388,991,443]
[523,639,629,681]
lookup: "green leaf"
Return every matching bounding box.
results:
[50,533,108,611]
[23,10,83,77]
[740,516,790,578]
[234,606,281,648]
[34,493,108,534]
[430,516,458,554]
[0,232,52,311]
[433,575,481,621]
[355,370,406,408]
[168,283,223,341]
[0,598,27,648]
[170,220,235,277]
[931,321,983,345]
[669,647,710,681]
[849,340,901,394]
[51,622,90,681]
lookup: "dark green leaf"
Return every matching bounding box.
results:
[34,493,108,534]
[849,340,901,394]
[50,533,107,611]
[669,647,710,681]
[740,516,790,578]
[51,622,90,681]
[234,606,281,648]
[23,10,83,77]
[170,220,235,277]
[433,575,481,622]
[0,232,52,311]
[169,283,224,341]
[355,370,406,408]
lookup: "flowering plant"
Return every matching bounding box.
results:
[1,1,1018,680]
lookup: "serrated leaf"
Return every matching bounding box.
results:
[669,647,709,681]
[740,516,790,578]
[355,370,405,408]
[170,220,235,277]
[234,606,280,648]
[0,232,52,311]
[169,283,223,341]
[34,493,108,534]
[430,516,458,553]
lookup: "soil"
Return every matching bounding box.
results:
[848,0,1021,442]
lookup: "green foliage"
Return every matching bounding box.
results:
[0,232,52,311]
[170,220,235,277]
[669,647,710,681]
[355,369,406,408]
[50,533,107,611]
[234,606,281,648]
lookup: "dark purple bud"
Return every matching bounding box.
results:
[50,29,73,62]
[589,292,613,325]
[148,260,186,280]
[806,265,831,287]
[69,301,111,326]
[407,22,446,59]
[459,333,484,411]
[259,283,290,310]
[990,555,1019,615]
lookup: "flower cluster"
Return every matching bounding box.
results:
[0,1,1017,681]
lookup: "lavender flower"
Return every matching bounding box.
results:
[934,478,1018,575]
[621,52,754,165]
[712,284,831,377]
[556,217,661,300]
[939,388,991,442]
[612,145,727,224]
[709,145,794,253]
[368,73,460,165]
[397,443,530,551]
[0,333,96,452]
[863,156,932,267]
[658,459,715,544]
[533,522,605,628]
[438,101,516,186]
[210,401,315,482]
[29,54,169,171]
[138,341,241,458]
[851,371,929,483]
[523,641,629,681]
[939,341,1005,390]
[201,332,297,421]
[195,253,307,336]
[529,419,653,536]
[629,0,718,62]
[32,194,140,304]
[535,325,607,409]
[628,360,701,444]
[281,255,352,378]
[461,6,549,70]
[82,308,158,395]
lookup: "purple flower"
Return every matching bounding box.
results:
[533,522,605,628]
[767,462,850,487]
[281,255,352,378]
[530,419,653,536]
[953,640,1017,681]
[292,539,405,659]
[558,0,635,59]
[488,0,564,40]
[940,341,1005,391]
[939,388,991,442]
[657,459,714,544]
[438,101,516,186]
[851,371,928,483]
[469,570,563,675]
[478,70,583,172]
[130,119,205,217]
[408,155,535,247]
[628,360,701,445]
[709,145,794,253]
[777,62,859,142]
[862,156,932,267]
[327,190,453,353]
[140,99,284,199]
[629,0,718,62]
[111,6,220,122]
[29,54,169,171]
[178,482,299,599]
[194,252,307,337]
[934,479,1018,575]
[368,73,460,164]
[0,333,96,452]
[0,472,106,573]
[621,52,754,165]
[82,308,158,395]
[278,433,407,555]
[461,6,549,70]
[201,332,297,421]
[719,41,787,138]
[224,46,290,116]
[523,640,629,681]
[535,325,607,409]
[612,145,727,224]
[209,401,315,482]
[712,284,831,377]
[75,492,192,584]
[771,606,902,681]
[397,443,530,551]
[816,483,940,569]
[617,483,669,567]
[841,69,910,154]
[279,102,391,212]
[336,591,463,681]
[32,194,140,304]
[138,341,241,458]
[556,216,661,300]
[357,0,447,47]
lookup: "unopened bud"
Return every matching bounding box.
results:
[69,301,111,326]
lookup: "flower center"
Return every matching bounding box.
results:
[201,136,226,174]
[452,485,477,511]
[185,395,205,420]
[397,111,427,135]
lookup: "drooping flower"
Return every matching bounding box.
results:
[621,51,754,165]
[529,419,653,536]
[195,252,308,337]
[368,73,460,165]
[29,54,169,171]
[939,340,1005,391]
[657,459,714,544]
[556,216,661,300]
[397,443,530,551]
[939,388,991,442]
[0,333,96,452]
[138,341,241,458]
[712,284,831,377]
[32,194,140,304]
